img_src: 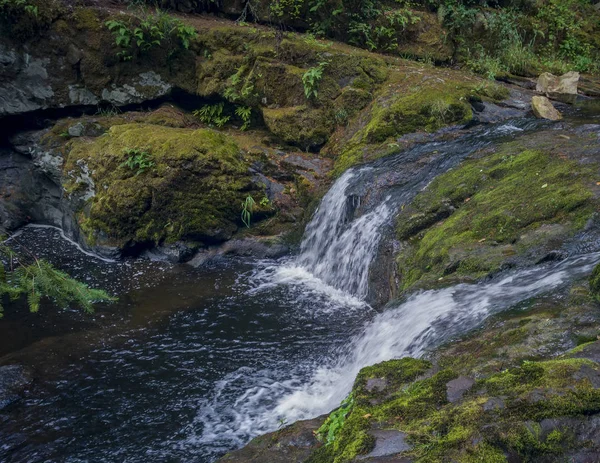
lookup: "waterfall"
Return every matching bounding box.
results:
[296,170,393,298]
[254,120,538,302]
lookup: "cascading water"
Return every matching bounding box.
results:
[5,119,600,463]
[256,120,540,302]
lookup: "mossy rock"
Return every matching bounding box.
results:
[308,356,600,463]
[63,123,265,248]
[327,68,509,174]
[395,139,599,292]
[262,105,334,151]
[591,263,600,302]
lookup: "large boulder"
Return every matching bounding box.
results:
[531,95,562,120]
[536,71,579,104]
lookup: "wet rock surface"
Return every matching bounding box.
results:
[358,430,411,459]
[218,416,325,463]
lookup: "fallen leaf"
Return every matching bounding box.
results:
[558,134,570,140]
[464,197,471,202]
[541,183,548,188]
[478,238,486,243]
[363,413,372,419]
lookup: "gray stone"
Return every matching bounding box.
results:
[573,364,600,388]
[68,122,85,137]
[0,46,54,115]
[100,71,172,106]
[66,44,83,65]
[471,101,525,124]
[68,85,99,105]
[483,397,505,411]
[366,378,388,393]
[536,71,579,104]
[532,96,562,121]
[359,430,411,459]
[446,375,475,403]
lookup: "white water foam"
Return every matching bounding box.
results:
[252,167,394,303]
[192,252,599,454]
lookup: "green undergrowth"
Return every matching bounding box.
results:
[395,144,597,292]
[307,354,600,462]
[63,123,268,247]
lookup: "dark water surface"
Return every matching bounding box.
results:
[0,227,370,463]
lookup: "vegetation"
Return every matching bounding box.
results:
[302,62,327,99]
[0,245,114,316]
[120,148,155,176]
[63,124,266,246]
[105,8,197,61]
[193,103,231,128]
[241,195,256,228]
[0,0,37,17]
[395,139,598,291]
[591,263,600,302]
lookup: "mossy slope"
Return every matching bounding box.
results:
[394,130,600,292]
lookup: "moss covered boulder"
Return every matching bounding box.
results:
[394,126,600,292]
[63,123,267,249]
[325,67,509,174]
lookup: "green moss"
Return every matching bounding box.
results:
[262,106,334,150]
[395,147,597,291]
[330,71,507,175]
[591,263,600,302]
[63,124,264,247]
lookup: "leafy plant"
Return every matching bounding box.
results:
[0,0,38,17]
[0,245,115,316]
[302,62,327,99]
[120,148,155,175]
[105,9,197,61]
[241,195,256,228]
[193,103,231,128]
[316,393,355,445]
[235,106,252,130]
[259,197,270,207]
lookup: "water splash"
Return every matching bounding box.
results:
[193,252,600,452]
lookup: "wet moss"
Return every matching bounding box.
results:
[330,72,509,175]
[312,356,600,462]
[395,147,598,291]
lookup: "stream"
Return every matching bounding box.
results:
[1,116,599,463]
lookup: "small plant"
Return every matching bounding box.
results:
[193,103,231,128]
[120,148,155,175]
[241,195,256,228]
[95,105,121,117]
[302,62,327,99]
[235,106,252,131]
[334,108,348,125]
[259,197,270,207]
[316,393,354,445]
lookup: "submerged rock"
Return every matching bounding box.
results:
[531,95,562,120]
[0,365,32,410]
[536,71,580,104]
